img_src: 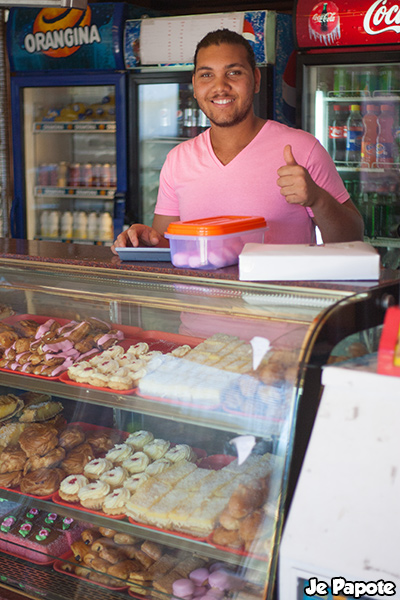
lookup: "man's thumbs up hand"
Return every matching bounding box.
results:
[277,144,317,208]
[283,144,298,166]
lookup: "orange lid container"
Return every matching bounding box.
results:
[166,215,266,237]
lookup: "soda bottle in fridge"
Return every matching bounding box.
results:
[346,104,363,165]
[329,104,348,163]
[376,104,395,166]
[361,104,378,168]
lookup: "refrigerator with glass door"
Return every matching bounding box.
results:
[7,3,155,245]
[294,0,400,265]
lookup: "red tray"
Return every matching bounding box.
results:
[54,553,128,590]
[198,454,235,470]
[0,486,55,501]
[0,543,70,566]
[60,333,201,395]
[206,534,269,561]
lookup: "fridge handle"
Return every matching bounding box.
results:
[113,191,126,239]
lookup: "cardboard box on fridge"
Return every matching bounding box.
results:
[238,241,380,281]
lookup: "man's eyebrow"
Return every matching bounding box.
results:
[196,62,246,72]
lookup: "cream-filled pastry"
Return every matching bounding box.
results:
[84,458,113,480]
[143,439,170,460]
[122,452,150,474]
[105,443,133,465]
[125,430,154,450]
[100,466,128,489]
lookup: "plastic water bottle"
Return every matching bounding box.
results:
[346,104,363,165]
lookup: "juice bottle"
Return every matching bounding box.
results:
[361,104,378,168]
[376,104,395,165]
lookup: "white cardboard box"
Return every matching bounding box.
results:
[238,241,380,281]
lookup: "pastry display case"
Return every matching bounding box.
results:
[0,243,398,600]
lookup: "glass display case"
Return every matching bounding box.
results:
[0,248,398,600]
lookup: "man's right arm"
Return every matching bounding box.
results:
[111,214,179,254]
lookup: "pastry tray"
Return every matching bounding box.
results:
[53,553,128,590]
[0,314,142,381]
[60,331,202,395]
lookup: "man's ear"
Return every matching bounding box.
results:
[254,67,261,94]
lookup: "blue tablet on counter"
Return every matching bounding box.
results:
[116,247,171,262]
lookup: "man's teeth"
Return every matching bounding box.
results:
[213,98,233,105]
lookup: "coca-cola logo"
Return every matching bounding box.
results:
[308,2,341,45]
[364,0,400,35]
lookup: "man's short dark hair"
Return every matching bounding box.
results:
[193,28,256,72]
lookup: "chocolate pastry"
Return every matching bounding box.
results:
[14,319,39,338]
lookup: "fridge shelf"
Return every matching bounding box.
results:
[33,121,116,133]
[335,165,400,174]
[325,93,400,102]
[35,186,116,199]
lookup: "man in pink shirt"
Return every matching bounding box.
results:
[112,29,363,252]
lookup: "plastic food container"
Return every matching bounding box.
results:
[165,215,267,270]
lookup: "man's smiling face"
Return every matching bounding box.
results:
[192,42,261,128]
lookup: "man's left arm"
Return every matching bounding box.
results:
[277,144,364,243]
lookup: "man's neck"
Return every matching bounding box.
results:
[209,115,266,166]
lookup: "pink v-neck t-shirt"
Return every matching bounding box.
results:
[155,120,349,244]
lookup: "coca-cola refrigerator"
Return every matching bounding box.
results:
[294,0,400,266]
[123,11,295,226]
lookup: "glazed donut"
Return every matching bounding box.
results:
[19,423,59,457]
[20,466,65,496]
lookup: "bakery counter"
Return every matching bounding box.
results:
[0,244,399,600]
